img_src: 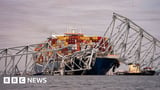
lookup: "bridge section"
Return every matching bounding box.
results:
[97,13,160,70]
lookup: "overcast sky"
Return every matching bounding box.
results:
[0,0,160,49]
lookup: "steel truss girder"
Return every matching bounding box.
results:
[0,41,94,76]
[98,12,160,70]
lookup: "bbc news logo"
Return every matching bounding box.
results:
[3,77,47,84]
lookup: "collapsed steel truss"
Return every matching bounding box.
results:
[0,13,160,76]
[0,42,95,76]
[0,42,95,75]
[98,13,160,70]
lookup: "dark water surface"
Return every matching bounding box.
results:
[0,76,160,90]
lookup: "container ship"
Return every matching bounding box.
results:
[33,31,120,75]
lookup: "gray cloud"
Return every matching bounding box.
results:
[0,0,160,48]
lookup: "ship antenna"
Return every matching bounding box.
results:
[80,29,82,33]
[67,25,69,33]
[72,28,75,33]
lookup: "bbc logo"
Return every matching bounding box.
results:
[3,77,26,84]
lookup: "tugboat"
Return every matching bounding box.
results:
[116,63,155,75]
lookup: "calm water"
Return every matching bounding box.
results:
[0,76,160,90]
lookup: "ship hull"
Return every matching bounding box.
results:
[116,71,155,75]
[34,57,120,75]
[70,57,119,75]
